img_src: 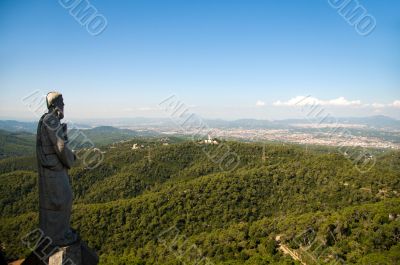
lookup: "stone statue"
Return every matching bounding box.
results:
[28,92,98,265]
[36,92,77,247]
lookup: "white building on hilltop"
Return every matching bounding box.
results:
[132,143,139,150]
[202,134,218,145]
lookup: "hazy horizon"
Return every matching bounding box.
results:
[1,113,399,124]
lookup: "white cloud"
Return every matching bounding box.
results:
[273,96,316,106]
[328,97,361,106]
[273,96,361,107]
[255,100,265,106]
[369,100,400,108]
[389,100,400,108]
[371,103,385,109]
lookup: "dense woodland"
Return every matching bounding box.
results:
[0,132,399,264]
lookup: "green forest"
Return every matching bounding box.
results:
[1,134,399,264]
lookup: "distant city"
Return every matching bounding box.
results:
[3,115,399,150]
[134,126,400,150]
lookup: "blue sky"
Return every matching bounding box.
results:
[0,0,399,120]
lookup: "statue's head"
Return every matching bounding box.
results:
[46,92,64,119]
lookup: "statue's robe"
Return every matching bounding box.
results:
[36,112,76,246]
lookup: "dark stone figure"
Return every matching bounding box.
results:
[36,92,77,247]
[21,92,98,265]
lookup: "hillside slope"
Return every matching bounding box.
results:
[0,140,399,264]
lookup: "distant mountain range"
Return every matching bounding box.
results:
[0,120,93,134]
[0,125,159,157]
[0,120,37,133]
[1,115,399,134]
[69,126,159,147]
[207,115,400,129]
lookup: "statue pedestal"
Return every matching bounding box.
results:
[49,241,81,265]
[48,240,98,265]
[22,239,98,265]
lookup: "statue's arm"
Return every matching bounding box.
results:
[45,116,76,169]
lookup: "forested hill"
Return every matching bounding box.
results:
[0,125,160,158]
[1,139,399,264]
[0,130,35,158]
